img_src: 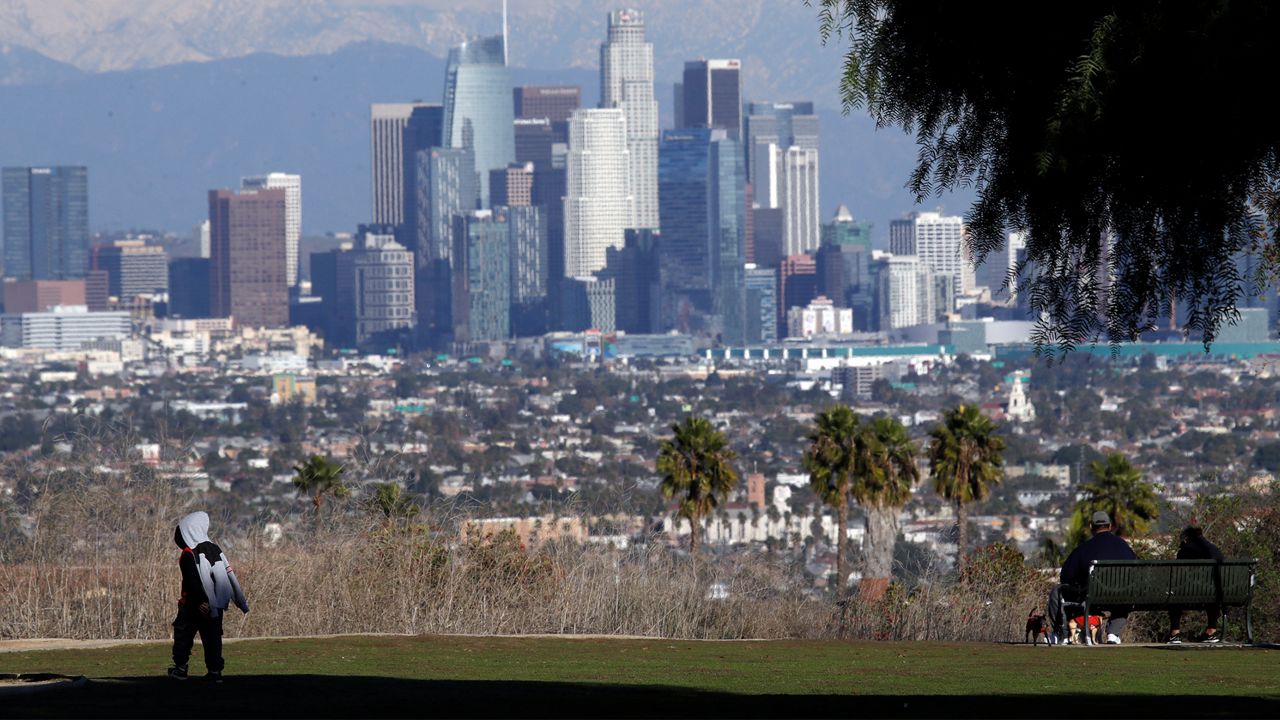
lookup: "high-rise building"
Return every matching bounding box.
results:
[503,205,548,337]
[815,242,869,308]
[241,173,302,287]
[752,207,784,269]
[889,215,916,256]
[208,188,288,329]
[657,128,743,323]
[681,59,742,139]
[744,101,818,193]
[601,228,661,334]
[744,264,778,344]
[415,146,478,345]
[777,254,817,336]
[514,118,556,167]
[600,8,659,230]
[1,279,86,314]
[167,258,211,319]
[892,211,966,303]
[490,163,535,207]
[443,34,515,207]
[84,270,108,311]
[451,211,510,342]
[2,166,89,280]
[513,86,580,144]
[370,102,444,246]
[821,205,873,251]
[564,109,632,278]
[193,219,211,258]
[881,254,935,329]
[94,240,168,300]
[781,147,820,256]
[337,225,415,348]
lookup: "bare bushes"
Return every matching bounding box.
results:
[838,544,1053,642]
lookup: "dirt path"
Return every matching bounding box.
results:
[0,632,676,654]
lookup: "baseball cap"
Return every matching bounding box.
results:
[1091,511,1112,526]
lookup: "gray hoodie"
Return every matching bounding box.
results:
[177,511,250,618]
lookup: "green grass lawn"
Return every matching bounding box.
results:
[4,635,1280,718]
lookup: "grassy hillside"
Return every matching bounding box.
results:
[4,635,1279,718]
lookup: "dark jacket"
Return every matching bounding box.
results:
[1060,531,1137,586]
[174,525,224,610]
[1177,533,1224,562]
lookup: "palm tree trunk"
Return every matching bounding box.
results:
[690,517,700,555]
[836,501,848,599]
[956,500,967,571]
[314,492,324,531]
[861,504,899,601]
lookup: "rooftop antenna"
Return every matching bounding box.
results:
[502,0,509,66]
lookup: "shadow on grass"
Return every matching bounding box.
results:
[6,675,1280,719]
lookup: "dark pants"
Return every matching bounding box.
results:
[172,606,224,672]
[1170,606,1220,633]
[1048,584,1129,639]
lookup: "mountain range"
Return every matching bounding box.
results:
[0,3,974,241]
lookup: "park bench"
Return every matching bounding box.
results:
[1060,559,1258,645]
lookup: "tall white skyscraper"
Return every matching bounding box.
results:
[600,8,658,230]
[370,104,416,227]
[911,211,965,299]
[564,109,632,278]
[884,254,935,329]
[241,173,302,287]
[193,219,210,259]
[780,146,819,256]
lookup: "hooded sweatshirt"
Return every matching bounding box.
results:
[175,511,249,618]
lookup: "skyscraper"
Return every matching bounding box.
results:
[895,211,966,302]
[370,102,444,246]
[821,205,873,251]
[601,8,659,230]
[490,163,535,208]
[208,188,288,329]
[504,204,548,337]
[781,147,820,256]
[241,173,302,287]
[168,258,211,319]
[2,166,89,280]
[93,240,169,300]
[658,128,743,320]
[681,59,742,139]
[451,211,510,342]
[744,101,818,192]
[415,146,478,345]
[337,226,416,348]
[443,34,515,207]
[744,264,778,344]
[564,108,632,278]
[602,228,661,334]
[513,86,580,143]
[881,254,935,329]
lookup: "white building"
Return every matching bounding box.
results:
[241,173,302,287]
[786,296,853,338]
[564,108,633,278]
[193,219,210,259]
[781,146,820,256]
[889,211,967,302]
[348,230,415,345]
[0,305,131,351]
[600,8,658,230]
[884,254,935,329]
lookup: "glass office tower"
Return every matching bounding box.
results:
[443,35,515,208]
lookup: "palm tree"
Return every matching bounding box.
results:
[929,405,1006,570]
[292,454,348,528]
[657,416,739,554]
[1066,452,1159,547]
[856,415,920,597]
[803,405,869,597]
[371,481,420,528]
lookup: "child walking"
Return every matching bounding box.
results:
[168,511,249,682]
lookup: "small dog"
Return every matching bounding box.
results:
[1025,610,1049,646]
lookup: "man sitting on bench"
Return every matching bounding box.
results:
[1048,511,1137,644]
[1168,526,1225,644]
